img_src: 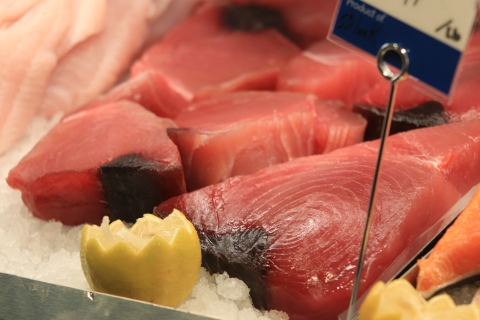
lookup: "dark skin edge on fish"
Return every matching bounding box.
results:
[154,201,270,310]
[430,274,480,305]
[222,4,290,38]
[100,153,185,222]
[353,101,447,141]
[200,228,270,309]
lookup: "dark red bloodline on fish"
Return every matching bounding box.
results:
[100,153,185,222]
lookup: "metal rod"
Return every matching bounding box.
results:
[346,43,409,320]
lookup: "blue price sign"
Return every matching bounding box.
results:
[330,0,477,97]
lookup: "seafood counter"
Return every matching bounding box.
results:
[2,1,480,319]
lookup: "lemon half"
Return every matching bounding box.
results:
[359,279,426,320]
[359,279,480,320]
[80,209,201,307]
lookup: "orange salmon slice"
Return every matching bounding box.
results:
[417,186,480,296]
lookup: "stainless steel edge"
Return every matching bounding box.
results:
[0,272,217,320]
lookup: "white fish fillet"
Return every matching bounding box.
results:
[0,0,192,155]
[0,0,76,155]
[38,0,149,117]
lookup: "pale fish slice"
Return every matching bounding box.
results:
[39,0,152,117]
[0,0,72,155]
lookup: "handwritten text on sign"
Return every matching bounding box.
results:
[331,0,477,96]
[363,0,476,51]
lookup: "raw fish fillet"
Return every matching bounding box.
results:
[154,119,480,320]
[359,120,480,195]
[7,101,185,226]
[38,0,151,117]
[169,91,365,190]
[356,32,480,114]
[355,78,433,112]
[224,0,338,47]
[416,186,480,296]
[0,0,192,156]
[80,71,173,117]
[445,32,480,116]
[40,0,202,118]
[0,0,104,155]
[276,40,384,109]
[126,4,300,117]
[278,32,480,115]
[142,0,201,49]
[313,100,367,154]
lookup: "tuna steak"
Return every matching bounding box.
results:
[313,100,367,154]
[88,4,300,119]
[141,3,299,98]
[7,101,185,226]
[278,32,480,116]
[358,119,480,195]
[276,39,384,109]
[169,91,365,190]
[354,32,480,116]
[154,119,480,320]
[80,71,173,117]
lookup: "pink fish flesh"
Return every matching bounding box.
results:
[313,99,367,154]
[278,32,480,116]
[7,101,185,226]
[356,32,480,115]
[358,119,480,195]
[128,4,301,117]
[276,39,384,109]
[276,40,449,140]
[154,119,480,320]
[169,91,366,190]
[278,34,480,141]
[79,71,176,118]
[444,32,480,116]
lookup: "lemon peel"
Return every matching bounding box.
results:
[359,279,480,320]
[80,209,201,307]
[358,279,425,320]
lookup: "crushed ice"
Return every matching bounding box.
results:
[179,269,288,320]
[0,115,288,320]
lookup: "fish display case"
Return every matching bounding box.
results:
[2,0,480,319]
[0,118,476,320]
[0,272,213,320]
